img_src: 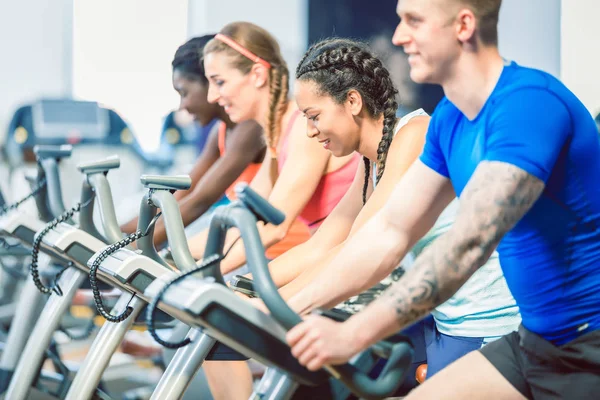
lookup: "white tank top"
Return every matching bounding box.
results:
[372,108,428,184]
[342,108,521,338]
[381,110,520,337]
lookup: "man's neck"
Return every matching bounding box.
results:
[442,48,505,120]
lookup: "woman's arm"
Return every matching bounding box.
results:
[189,114,337,273]
[123,120,265,247]
[120,123,221,235]
[258,160,367,287]
[285,116,431,312]
[173,123,222,201]
[187,133,275,259]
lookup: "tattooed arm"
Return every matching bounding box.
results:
[287,161,545,370]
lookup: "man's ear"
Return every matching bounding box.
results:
[455,8,477,44]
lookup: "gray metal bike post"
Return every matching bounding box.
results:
[78,179,104,241]
[67,172,180,400]
[136,194,169,266]
[64,295,145,400]
[0,302,17,326]
[138,186,222,400]
[252,368,299,400]
[88,173,123,243]
[28,169,53,222]
[0,277,18,308]
[0,277,47,369]
[0,163,67,393]
[150,329,216,400]
[0,271,47,392]
[5,268,86,400]
[64,166,139,400]
[150,191,197,271]
[67,186,186,400]
[40,158,66,218]
[149,208,230,400]
[198,214,229,283]
[0,250,25,307]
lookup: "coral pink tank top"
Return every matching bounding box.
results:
[277,111,361,230]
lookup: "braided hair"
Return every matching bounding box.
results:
[296,38,399,204]
[172,35,215,84]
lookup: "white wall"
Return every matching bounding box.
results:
[187,0,562,104]
[2,0,597,149]
[72,0,188,151]
[561,0,600,116]
[0,0,73,142]
[498,0,561,78]
[187,0,308,83]
[497,0,600,115]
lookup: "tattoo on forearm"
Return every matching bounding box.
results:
[385,161,545,327]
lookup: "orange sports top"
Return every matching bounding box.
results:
[217,120,310,259]
[217,122,262,200]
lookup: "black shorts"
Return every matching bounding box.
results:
[206,342,249,361]
[479,325,600,399]
[163,322,250,361]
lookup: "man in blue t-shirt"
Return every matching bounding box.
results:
[286,0,600,398]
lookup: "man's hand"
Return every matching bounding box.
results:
[286,315,362,371]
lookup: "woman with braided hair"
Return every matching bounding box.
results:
[205,36,433,399]
[280,38,520,385]
[120,34,267,248]
[236,37,518,393]
[182,23,360,399]
[203,36,517,398]
[187,22,360,275]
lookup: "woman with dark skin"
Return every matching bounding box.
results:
[120,35,265,247]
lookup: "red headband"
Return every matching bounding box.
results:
[215,33,272,69]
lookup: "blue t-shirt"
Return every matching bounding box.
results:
[420,60,600,345]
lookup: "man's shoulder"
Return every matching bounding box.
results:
[492,61,565,103]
